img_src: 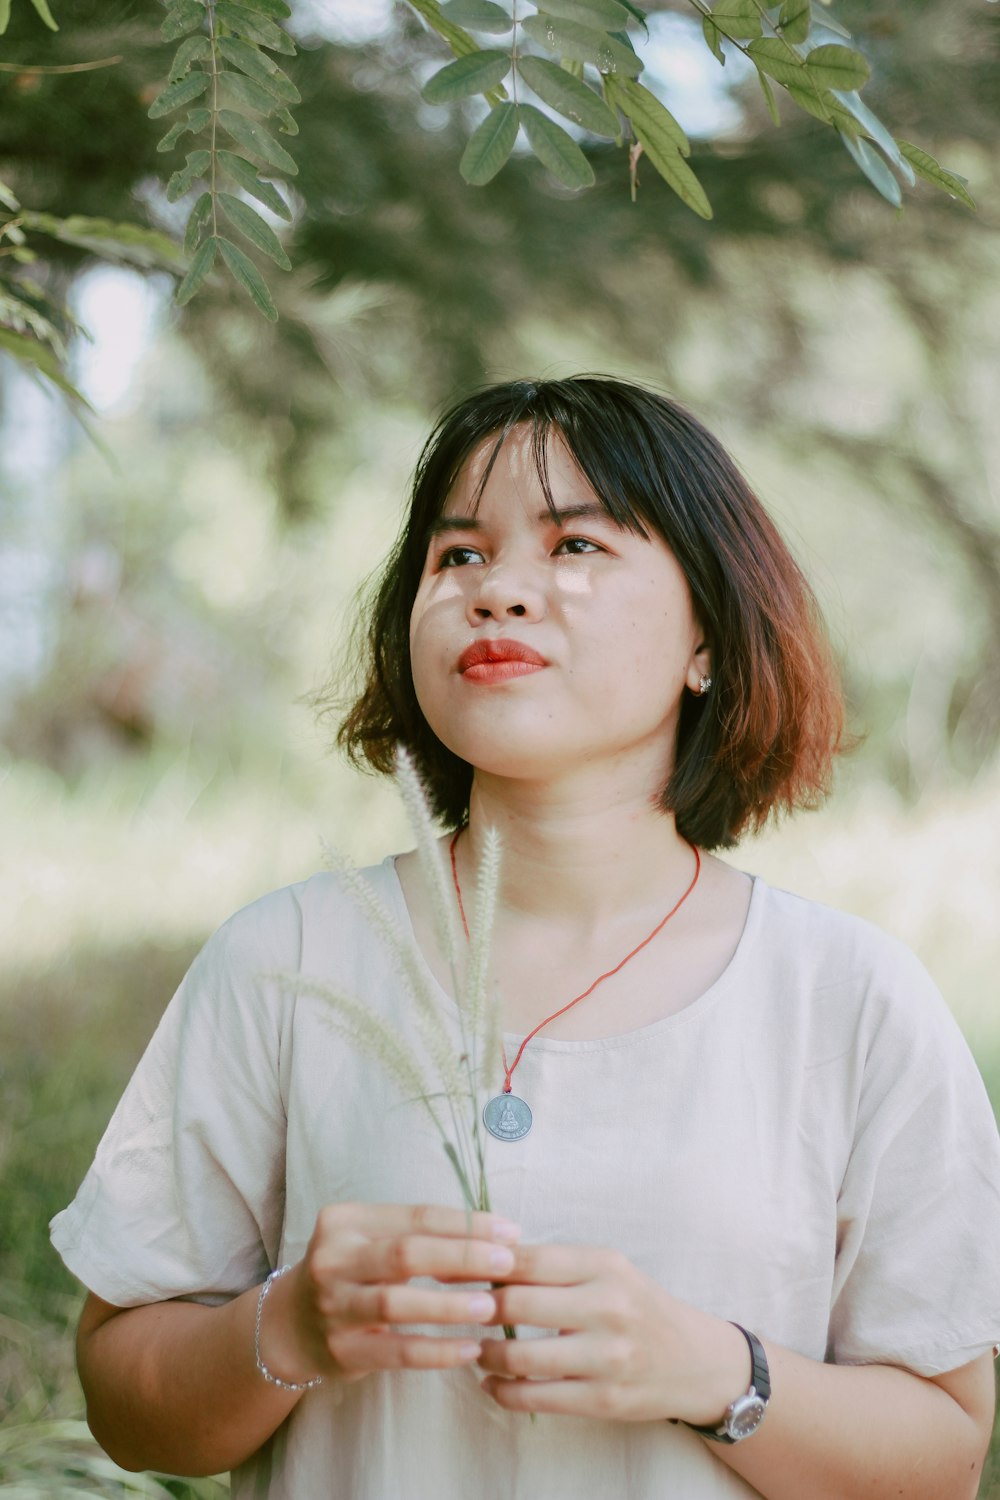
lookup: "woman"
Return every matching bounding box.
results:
[52,377,1000,1499]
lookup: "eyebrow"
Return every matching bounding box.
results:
[427,503,614,539]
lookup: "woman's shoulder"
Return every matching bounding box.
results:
[744,873,953,1042]
[203,856,402,965]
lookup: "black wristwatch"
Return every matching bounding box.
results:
[684,1324,770,1444]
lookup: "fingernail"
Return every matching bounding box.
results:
[459,1342,481,1359]
[468,1293,495,1318]
[490,1246,515,1271]
[491,1219,522,1243]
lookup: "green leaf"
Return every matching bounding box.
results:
[422,49,511,104]
[605,75,711,217]
[896,140,976,210]
[535,0,632,33]
[0,294,65,360]
[439,0,513,34]
[406,0,494,63]
[778,0,810,44]
[0,178,20,211]
[161,0,206,42]
[827,92,913,183]
[517,54,618,135]
[443,1141,478,1212]
[709,0,761,42]
[519,103,595,187]
[217,234,278,318]
[701,14,725,64]
[459,101,519,184]
[218,70,284,116]
[28,0,58,29]
[19,212,184,268]
[218,150,291,218]
[755,66,780,125]
[183,191,213,251]
[165,149,211,201]
[169,34,211,81]
[839,131,900,206]
[604,74,689,156]
[176,233,217,305]
[236,0,291,16]
[0,328,90,403]
[157,107,211,153]
[217,191,291,268]
[804,42,869,92]
[784,81,830,122]
[218,109,299,174]
[746,37,806,87]
[147,70,211,119]
[811,10,851,38]
[0,0,11,34]
[215,1,296,53]
[520,14,643,75]
[273,106,299,135]
[615,0,648,35]
[217,36,300,103]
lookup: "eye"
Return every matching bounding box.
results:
[436,544,485,569]
[553,535,604,556]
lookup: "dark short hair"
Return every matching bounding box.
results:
[332,375,844,849]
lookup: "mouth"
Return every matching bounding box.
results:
[457,639,547,681]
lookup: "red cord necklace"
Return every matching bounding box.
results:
[449,830,701,1142]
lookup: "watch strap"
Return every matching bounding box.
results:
[684,1324,770,1441]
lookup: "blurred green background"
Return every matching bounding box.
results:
[2,0,999,1490]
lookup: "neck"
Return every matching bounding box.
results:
[460,768,695,927]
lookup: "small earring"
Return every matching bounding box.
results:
[698,674,713,696]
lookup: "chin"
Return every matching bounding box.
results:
[429,726,570,783]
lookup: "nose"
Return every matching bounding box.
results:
[468,559,545,624]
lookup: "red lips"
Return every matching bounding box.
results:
[458,639,547,682]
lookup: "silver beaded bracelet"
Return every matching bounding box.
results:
[255,1264,325,1393]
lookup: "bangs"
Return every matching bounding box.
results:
[420,382,655,545]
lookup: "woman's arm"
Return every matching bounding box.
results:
[716,1340,995,1500]
[477,1242,997,1500]
[76,1202,521,1476]
[77,1283,301,1476]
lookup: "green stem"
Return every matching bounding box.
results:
[206,0,220,238]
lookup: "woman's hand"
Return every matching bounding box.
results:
[476,1241,749,1423]
[259,1201,522,1387]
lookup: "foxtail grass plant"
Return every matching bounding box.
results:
[276,746,532,1402]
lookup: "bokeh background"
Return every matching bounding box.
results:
[2,0,999,1490]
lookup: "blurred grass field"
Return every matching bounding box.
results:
[2,754,999,1490]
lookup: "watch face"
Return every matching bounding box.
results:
[727,1394,766,1440]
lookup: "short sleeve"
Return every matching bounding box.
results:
[49,886,302,1308]
[829,941,1000,1375]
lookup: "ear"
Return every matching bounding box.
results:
[685,637,713,696]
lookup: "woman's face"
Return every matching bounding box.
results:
[408,425,711,789]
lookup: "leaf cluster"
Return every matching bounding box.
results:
[0,0,57,35]
[412,0,974,218]
[150,0,301,319]
[0,175,180,406]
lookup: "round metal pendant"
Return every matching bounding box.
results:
[483,1093,532,1141]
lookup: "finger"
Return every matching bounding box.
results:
[487,1284,595,1331]
[330,1326,482,1374]
[478,1331,620,1380]
[320,1201,522,1246]
[336,1234,518,1287]
[482,1375,614,1417]
[488,1242,614,1286]
[332,1282,497,1329]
